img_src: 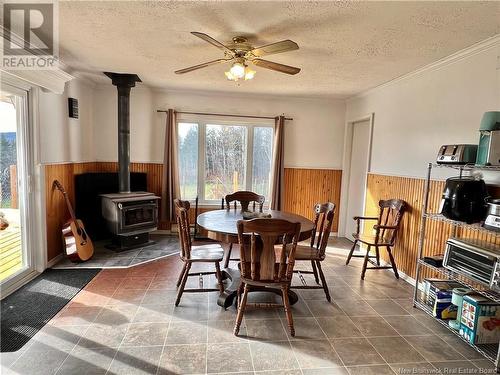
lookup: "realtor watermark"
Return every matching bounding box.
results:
[395,366,496,374]
[1,0,59,69]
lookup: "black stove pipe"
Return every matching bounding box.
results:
[104,72,142,193]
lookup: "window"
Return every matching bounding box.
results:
[178,123,198,199]
[252,126,274,198]
[178,119,274,203]
[205,124,247,200]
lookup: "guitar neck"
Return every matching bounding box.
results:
[54,181,77,222]
[63,193,77,221]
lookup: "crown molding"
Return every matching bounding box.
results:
[1,26,74,93]
[0,68,74,94]
[349,34,500,101]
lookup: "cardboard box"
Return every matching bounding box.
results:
[459,294,500,345]
[423,279,463,319]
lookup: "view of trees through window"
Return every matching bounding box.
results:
[178,121,273,202]
[252,127,273,198]
[177,123,198,199]
[205,124,246,200]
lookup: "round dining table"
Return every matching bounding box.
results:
[197,209,315,308]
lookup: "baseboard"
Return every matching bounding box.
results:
[378,258,416,287]
[46,254,64,268]
[347,243,417,288]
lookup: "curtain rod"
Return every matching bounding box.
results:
[156,110,292,121]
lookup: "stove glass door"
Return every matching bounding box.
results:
[120,203,157,231]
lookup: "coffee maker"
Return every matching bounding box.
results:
[476,111,500,166]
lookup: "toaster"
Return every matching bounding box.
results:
[436,144,478,165]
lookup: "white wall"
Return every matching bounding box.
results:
[92,86,346,169]
[40,38,499,177]
[38,78,95,163]
[346,41,500,179]
[92,86,155,164]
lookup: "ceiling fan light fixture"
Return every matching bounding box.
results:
[225,64,256,82]
[244,68,256,81]
[229,61,246,79]
[224,71,235,80]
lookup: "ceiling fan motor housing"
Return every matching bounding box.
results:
[230,36,252,56]
[232,36,247,44]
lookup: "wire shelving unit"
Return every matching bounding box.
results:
[413,163,500,372]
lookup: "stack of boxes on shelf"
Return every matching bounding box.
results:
[422,278,500,345]
[423,279,463,319]
[461,294,500,345]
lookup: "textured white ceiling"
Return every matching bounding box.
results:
[59,1,500,98]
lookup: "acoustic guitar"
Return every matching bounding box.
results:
[53,180,94,262]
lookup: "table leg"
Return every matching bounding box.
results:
[217,267,299,308]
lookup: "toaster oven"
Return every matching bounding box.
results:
[443,238,500,291]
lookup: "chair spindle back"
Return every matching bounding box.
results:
[377,199,406,244]
[225,191,265,212]
[174,199,192,260]
[237,218,301,283]
[309,202,336,258]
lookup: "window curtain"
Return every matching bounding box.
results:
[271,115,285,210]
[161,109,180,222]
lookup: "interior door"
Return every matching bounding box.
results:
[345,120,371,241]
[0,83,34,289]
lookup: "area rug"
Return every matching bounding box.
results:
[52,234,180,269]
[1,268,100,352]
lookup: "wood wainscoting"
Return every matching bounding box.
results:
[44,162,164,261]
[363,173,500,280]
[44,163,343,262]
[284,168,342,232]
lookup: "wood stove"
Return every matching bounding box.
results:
[101,192,159,249]
[100,72,160,250]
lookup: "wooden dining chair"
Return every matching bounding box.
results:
[234,218,301,337]
[225,191,265,212]
[287,202,335,302]
[345,199,407,280]
[174,199,225,306]
[223,191,265,268]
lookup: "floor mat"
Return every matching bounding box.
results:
[0,268,100,352]
[51,234,180,269]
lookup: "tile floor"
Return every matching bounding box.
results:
[1,238,497,375]
[52,235,180,269]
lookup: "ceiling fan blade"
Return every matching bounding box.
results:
[191,32,234,55]
[250,40,299,57]
[175,58,231,74]
[252,59,301,75]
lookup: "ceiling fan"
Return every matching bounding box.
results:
[175,32,301,82]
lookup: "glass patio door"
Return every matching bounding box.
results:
[0,83,33,286]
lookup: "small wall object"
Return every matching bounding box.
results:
[68,98,79,119]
